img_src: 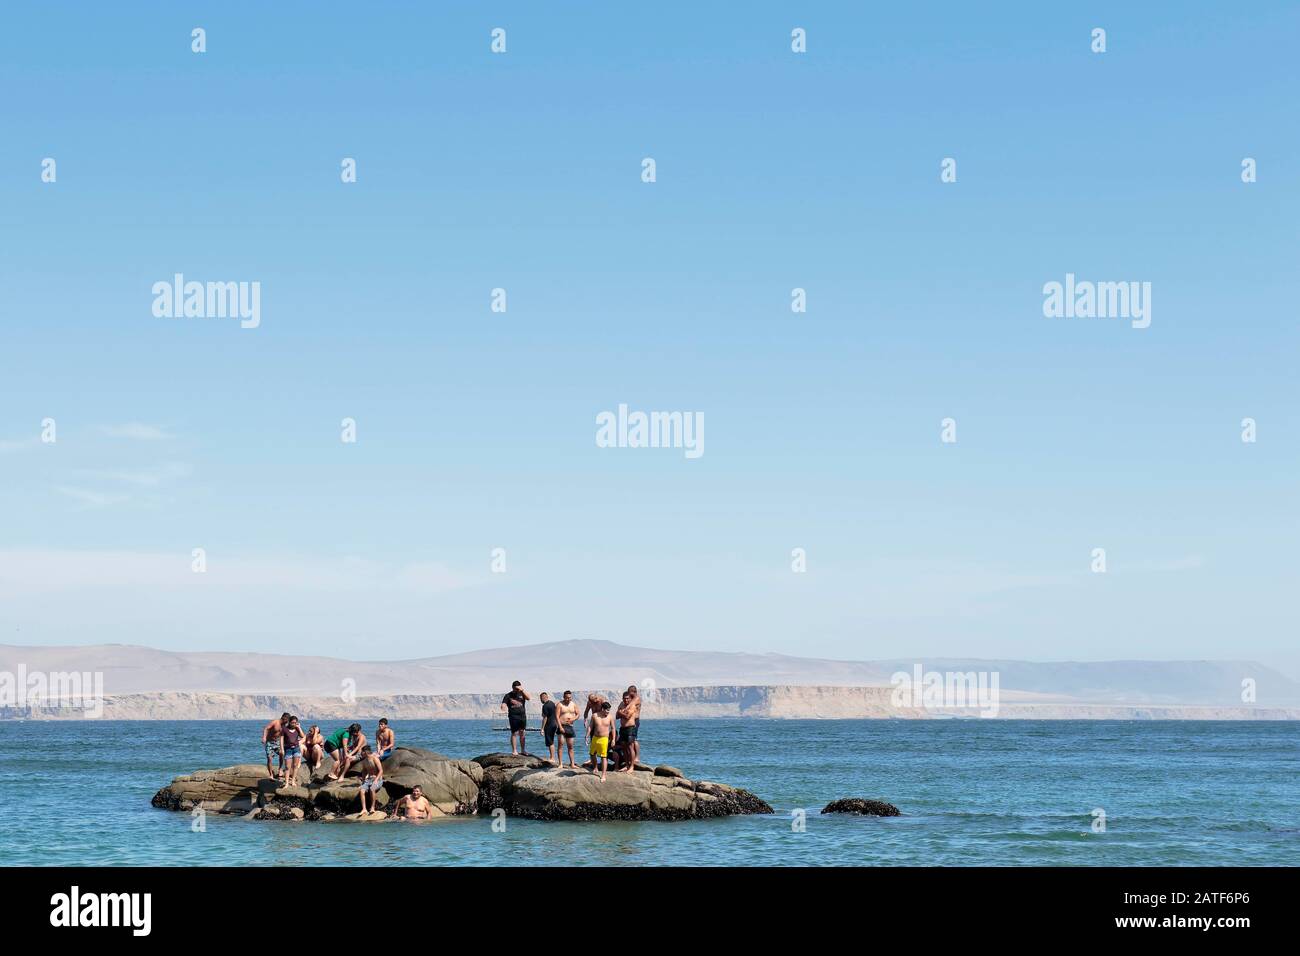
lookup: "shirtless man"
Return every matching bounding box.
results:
[587,702,615,782]
[261,712,291,780]
[375,718,395,760]
[556,690,580,769]
[356,746,384,814]
[616,688,642,772]
[394,785,432,820]
[582,692,607,768]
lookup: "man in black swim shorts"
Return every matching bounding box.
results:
[540,692,560,766]
[501,680,531,756]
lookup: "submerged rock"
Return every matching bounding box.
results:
[821,798,901,817]
[152,748,772,822]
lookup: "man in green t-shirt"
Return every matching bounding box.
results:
[324,722,365,780]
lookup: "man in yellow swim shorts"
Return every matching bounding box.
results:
[588,701,614,781]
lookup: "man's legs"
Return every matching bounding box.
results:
[334,752,352,780]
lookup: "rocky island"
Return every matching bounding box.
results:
[151,747,773,822]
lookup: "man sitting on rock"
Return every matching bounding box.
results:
[356,746,384,815]
[375,718,395,760]
[261,712,290,780]
[394,785,432,820]
[324,723,365,780]
[588,701,615,782]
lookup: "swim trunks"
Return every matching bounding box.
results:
[379,749,393,760]
[509,716,527,733]
[618,725,638,744]
[361,776,383,793]
[560,723,576,738]
[265,740,283,759]
[590,736,608,758]
[544,725,557,748]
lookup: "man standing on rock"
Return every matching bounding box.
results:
[501,680,531,756]
[540,692,561,766]
[557,690,580,769]
[588,700,614,781]
[261,712,290,780]
[616,690,641,773]
[581,692,606,767]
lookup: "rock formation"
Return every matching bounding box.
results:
[821,798,901,817]
[151,747,773,822]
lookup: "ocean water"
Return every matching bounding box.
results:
[2,719,1296,866]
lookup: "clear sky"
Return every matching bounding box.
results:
[1,3,1297,676]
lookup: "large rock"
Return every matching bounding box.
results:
[152,747,478,819]
[472,753,551,814]
[153,749,771,823]
[381,749,481,815]
[821,798,901,817]
[480,760,773,822]
[150,763,314,813]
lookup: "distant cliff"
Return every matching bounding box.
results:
[3,684,1296,720]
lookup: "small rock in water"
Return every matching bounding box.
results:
[821,798,901,817]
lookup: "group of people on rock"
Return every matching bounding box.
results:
[502,682,643,782]
[254,682,646,821]
[260,715,398,814]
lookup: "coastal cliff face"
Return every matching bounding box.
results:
[5,684,1296,720]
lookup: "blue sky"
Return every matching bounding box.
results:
[1,3,1297,676]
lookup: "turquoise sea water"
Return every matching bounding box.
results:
[2,720,1296,866]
